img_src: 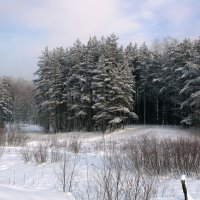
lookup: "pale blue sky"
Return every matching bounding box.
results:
[0,0,200,80]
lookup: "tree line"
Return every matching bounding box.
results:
[34,34,200,132]
[1,34,200,132]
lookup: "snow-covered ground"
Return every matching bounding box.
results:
[0,125,199,200]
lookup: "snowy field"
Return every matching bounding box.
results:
[0,125,200,200]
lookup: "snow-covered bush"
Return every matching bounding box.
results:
[123,135,200,176]
[19,146,33,163]
[86,146,158,200]
[50,146,63,163]
[33,143,48,164]
[6,133,29,146]
[68,136,82,154]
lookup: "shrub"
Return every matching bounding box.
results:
[68,137,82,154]
[123,135,200,176]
[89,148,158,200]
[33,143,48,164]
[50,146,63,163]
[19,146,33,163]
[6,133,29,146]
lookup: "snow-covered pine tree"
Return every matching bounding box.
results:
[124,42,138,115]
[0,77,13,128]
[92,34,136,132]
[79,37,101,131]
[11,78,36,124]
[46,48,65,132]
[158,38,177,124]
[160,39,193,124]
[134,43,151,124]
[110,60,138,129]
[92,54,111,132]
[160,39,178,124]
[180,37,200,126]
[148,42,164,124]
[34,47,52,132]
[61,48,74,131]
[124,42,138,78]
[63,39,87,131]
[92,34,122,132]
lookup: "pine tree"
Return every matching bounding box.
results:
[94,34,122,131]
[92,34,137,132]
[63,39,86,131]
[0,77,13,128]
[46,48,65,132]
[34,47,52,132]
[180,38,200,126]
[124,43,138,117]
[160,39,193,124]
[80,37,101,131]
[148,43,163,124]
[134,43,151,124]
[11,78,36,124]
[109,60,137,129]
[92,55,112,132]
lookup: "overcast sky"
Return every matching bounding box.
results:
[0,0,200,80]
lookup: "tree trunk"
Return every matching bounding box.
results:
[143,94,146,125]
[156,96,159,124]
[162,99,165,125]
[136,87,139,123]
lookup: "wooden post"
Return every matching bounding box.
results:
[181,175,188,200]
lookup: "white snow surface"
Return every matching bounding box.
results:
[0,125,199,200]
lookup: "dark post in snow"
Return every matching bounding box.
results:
[181,175,188,200]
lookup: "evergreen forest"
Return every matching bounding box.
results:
[1,34,200,132]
